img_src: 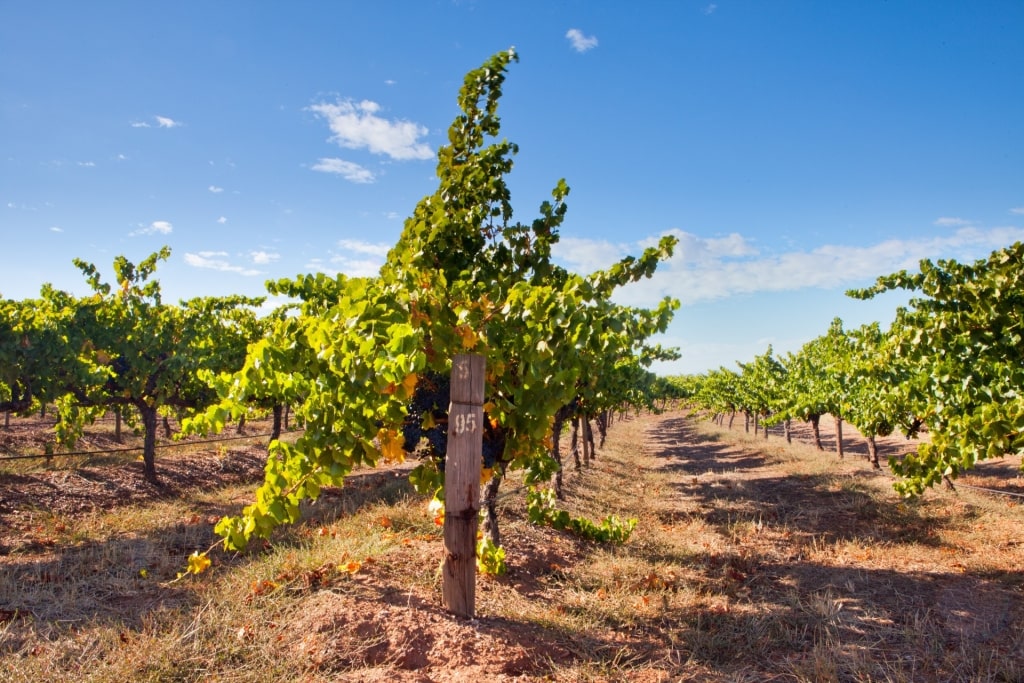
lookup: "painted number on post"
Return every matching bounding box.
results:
[453,413,478,435]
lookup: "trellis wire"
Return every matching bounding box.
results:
[0,431,288,462]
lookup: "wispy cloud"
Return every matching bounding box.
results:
[555,225,1024,309]
[217,216,228,224]
[1011,207,1024,215]
[338,239,390,257]
[249,250,280,265]
[934,216,972,227]
[77,161,95,167]
[208,185,224,193]
[321,257,380,278]
[308,99,432,161]
[566,28,598,53]
[311,157,376,183]
[704,3,718,14]
[129,220,173,237]
[131,116,182,129]
[49,226,63,233]
[184,251,261,276]
[306,239,392,278]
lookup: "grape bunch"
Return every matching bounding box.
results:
[481,420,505,469]
[401,370,507,470]
[401,370,450,463]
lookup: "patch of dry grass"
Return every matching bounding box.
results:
[2,410,1023,681]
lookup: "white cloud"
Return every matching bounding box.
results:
[308,99,433,161]
[217,216,228,224]
[566,28,598,53]
[116,154,128,161]
[77,161,95,167]
[553,237,630,274]
[184,251,261,276]
[132,115,182,129]
[328,257,381,278]
[555,230,759,278]
[557,225,1024,310]
[312,157,376,183]
[129,220,173,237]
[208,185,224,193]
[704,3,718,14]
[934,216,972,227]
[338,239,390,257]
[249,250,280,265]
[305,239,392,278]
[49,226,63,233]
[384,79,396,86]
[1011,207,1024,215]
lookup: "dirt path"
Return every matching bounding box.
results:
[638,410,1024,680]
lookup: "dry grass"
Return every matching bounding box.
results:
[1,410,1023,681]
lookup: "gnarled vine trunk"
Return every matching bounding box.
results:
[551,405,570,499]
[569,418,581,470]
[481,471,503,547]
[582,416,595,464]
[271,404,283,441]
[866,435,880,469]
[809,414,824,451]
[138,403,159,484]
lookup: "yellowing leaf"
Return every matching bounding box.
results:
[458,325,477,350]
[399,372,418,399]
[428,498,445,526]
[480,467,493,485]
[377,428,406,463]
[340,560,362,574]
[186,551,211,575]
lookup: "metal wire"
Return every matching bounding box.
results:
[0,431,288,462]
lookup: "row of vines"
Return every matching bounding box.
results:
[672,241,1024,496]
[1,50,680,569]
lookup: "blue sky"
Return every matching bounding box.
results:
[3,2,1023,375]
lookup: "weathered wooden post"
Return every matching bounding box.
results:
[443,353,485,617]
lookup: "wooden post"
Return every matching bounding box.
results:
[443,353,485,618]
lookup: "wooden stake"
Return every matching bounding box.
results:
[442,353,485,618]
